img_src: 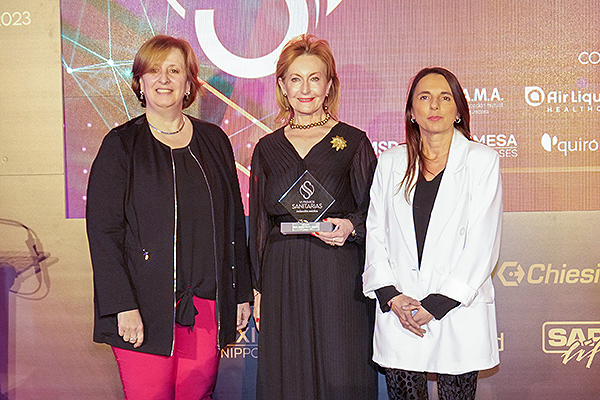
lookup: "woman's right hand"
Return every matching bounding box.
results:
[253,289,261,331]
[117,309,144,348]
[389,294,426,337]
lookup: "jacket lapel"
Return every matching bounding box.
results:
[392,169,419,268]
[420,131,468,267]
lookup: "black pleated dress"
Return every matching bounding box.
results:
[249,122,379,400]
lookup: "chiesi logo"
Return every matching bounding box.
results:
[166,0,344,78]
[525,86,600,112]
[541,133,599,156]
[543,322,600,368]
[497,261,600,287]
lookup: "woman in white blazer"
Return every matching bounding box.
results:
[363,67,502,400]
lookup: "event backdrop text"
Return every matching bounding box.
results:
[61,0,600,218]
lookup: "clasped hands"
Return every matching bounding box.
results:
[389,294,434,337]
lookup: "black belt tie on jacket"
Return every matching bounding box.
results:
[176,287,199,329]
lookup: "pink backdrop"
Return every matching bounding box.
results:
[61,0,600,218]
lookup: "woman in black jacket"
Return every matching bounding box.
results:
[86,35,252,400]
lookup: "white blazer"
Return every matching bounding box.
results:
[363,131,502,374]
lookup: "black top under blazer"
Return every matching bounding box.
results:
[86,114,252,356]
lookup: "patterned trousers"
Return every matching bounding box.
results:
[384,368,478,400]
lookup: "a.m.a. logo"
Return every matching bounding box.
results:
[463,87,504,116]
[543,322,600,368]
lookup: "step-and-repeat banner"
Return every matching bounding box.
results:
[60,1,599,399]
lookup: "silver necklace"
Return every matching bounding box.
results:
[148,115,185,135]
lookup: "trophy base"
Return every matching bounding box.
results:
[280,221,334,235]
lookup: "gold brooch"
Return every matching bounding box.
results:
[330,136,347,151]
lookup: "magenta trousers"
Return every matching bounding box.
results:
[112,297,219,400]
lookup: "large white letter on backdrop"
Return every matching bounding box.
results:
[194,0,309,79]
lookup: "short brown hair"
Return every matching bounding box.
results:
[131,35,202,109]
[275,34,340,123]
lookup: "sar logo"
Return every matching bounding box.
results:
[543,322,600,368]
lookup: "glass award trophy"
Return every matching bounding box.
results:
[278,170,335,235]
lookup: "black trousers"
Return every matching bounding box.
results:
[384,368,478,400]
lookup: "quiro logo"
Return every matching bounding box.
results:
[541,133,558,152]
[541,133,599,155]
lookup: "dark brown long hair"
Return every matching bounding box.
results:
[400,67,472,200]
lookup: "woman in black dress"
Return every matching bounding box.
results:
[249,34,378,400]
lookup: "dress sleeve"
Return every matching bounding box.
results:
[345,135,377,245]
[248,141,271,292]
[86,132,138,317]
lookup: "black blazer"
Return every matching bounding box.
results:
[86,114,252,356]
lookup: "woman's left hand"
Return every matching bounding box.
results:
[236,302,251,331]
[311,218,354,247]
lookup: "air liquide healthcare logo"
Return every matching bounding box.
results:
[543,322,600,368]
[525,86,600,113]
[498,261,600,286]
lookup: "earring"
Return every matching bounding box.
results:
[410,118,416,123]
[184,91,190,99]
[455,117,461,123]
[140,90,145,101]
